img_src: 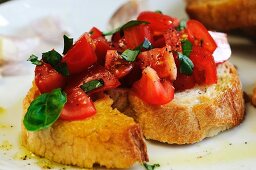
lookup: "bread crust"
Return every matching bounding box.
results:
[128,62,245,144]
[22,84,148,168]
[186,0,256,35]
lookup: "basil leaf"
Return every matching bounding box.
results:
[42,49,69,76]
[80,79,104,93]
[63,35,73,55]
[23,88,67,131]
[121,49,140,62]
[142,38,153,50]
[178,52,194,75]
[27,54,42,66]
[103,20,149,36]
[54,62,69,76]
[155,10,162,14]
[182,40,192,57]
[176,20,187,31]
[42,49,62,66]
[143,163,160,170]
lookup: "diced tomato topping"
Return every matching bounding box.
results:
[138,47,177,80]
[89,27,103,39]
[164,29,182,52]
[173,73,195,91]
[152,35,165,48]
[190,46,217,85]
[105,50,133,78]
[60,87,96,120]
[63,33,97,74]
[94,37,113,65]
[112,32,128,53]
[133,67,174,105]
[124,24,153,50]
[186,20,217,53]
[35,63,66,93]
[137,11,179,33]
[66,65,120,95]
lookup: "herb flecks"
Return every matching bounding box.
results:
[80,79,104,93]
[63,35,73,55]
[178,52,194,75]
[27,55,42,66]
[103,20,149,36]
[23,88,67,131]
[143,163,160,170]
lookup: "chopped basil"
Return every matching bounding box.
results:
[121,38,153,62]
[178,52,194,75]
[27,54,42,66]
[143,163,160,170]
[121,49,140,62]
[176,20,187,31]
[42,49,69,76]
[23,88,67,131]
[155,10,162,14]
[63,35,73,55]
[182,40,192,57]
[103,20,149,36]
[80,79,104,93]
[142,38,153,50]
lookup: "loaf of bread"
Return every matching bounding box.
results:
[22,84,148,168]
[110,62,245,144]
[186,0,256,36]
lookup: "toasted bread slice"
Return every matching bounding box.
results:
[109,62,244,144]
[22,84,148,168]
[185,0,256,36]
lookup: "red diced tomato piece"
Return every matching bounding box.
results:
[173,73,195,91]
[164,29,182,52]
[60,87,96,120]
[94,37,113,65]
[89,27,103,39]
[63,33,97,74]
[133,67,174,105]
[124,24,153,49]
[35,63,66,93]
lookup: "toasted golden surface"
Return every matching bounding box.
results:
[186,0,256,35]
[22,85,148,168]
[128,62,245,144]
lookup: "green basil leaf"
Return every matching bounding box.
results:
[63,35,73,55]
[142,38,153,50]
[54,62,69,76]
[178,52,194,75]
[23,88,67,131]
[42,49,69,76]
[182,39,192,57]
[42,49,62,66]
[103,20,149,36]
[80,79,104,93]
[121,49,140,62]
[176,20,187,31]
[27,54,42,66]
[155,10,162,14]
[143,163,160,170]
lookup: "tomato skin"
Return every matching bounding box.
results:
[186,20,217,53]
[89,27,103,39]
[137,11,179,33]
[190,46,217,85]
[173,73,195,91]
[105,50,133,78]
[60,87,96,120]
[138,47,177,80]
[94,37,113,65]
[124,24,153,50]
[63,33,97,74]
[35,63,66,93]
[66,65,120,95]
[133,67,174,105]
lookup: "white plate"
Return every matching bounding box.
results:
[0,0,256,170]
